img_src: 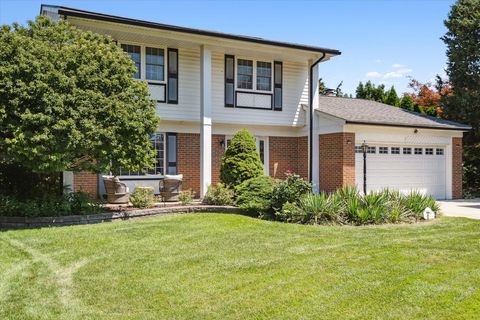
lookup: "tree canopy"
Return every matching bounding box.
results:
[441,0,480,194]
[0,17,159,174]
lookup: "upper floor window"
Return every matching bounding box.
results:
[237,59,253,89]
[121,44,141,79]
[146,47,164,81]
[256,61,272,91]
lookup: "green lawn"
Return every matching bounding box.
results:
[1,214,480,319]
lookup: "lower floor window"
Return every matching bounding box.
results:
[117,133,176,176]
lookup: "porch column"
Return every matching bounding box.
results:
[200,45,212,196]
[309,60,320,193]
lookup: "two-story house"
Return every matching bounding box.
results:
[41,5,470,200]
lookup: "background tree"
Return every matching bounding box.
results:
[0,17,159,177]
[399,95,414,110]
[335,81,343,97]
[355,81,386,102]
[384,86,400,106]
[220,129,264,187]
[441,0,480,194]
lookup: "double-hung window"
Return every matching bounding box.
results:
[237,59,253,89]
[121,43,178,104]
[121,44,141,79]
[145,47,164,81]
[256,61,272,91]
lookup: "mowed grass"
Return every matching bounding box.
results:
[1,214,480,319]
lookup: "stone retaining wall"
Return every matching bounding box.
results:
[0,206,244,229]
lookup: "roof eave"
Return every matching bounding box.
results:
[345,120,471,132]
[54,6,341,56]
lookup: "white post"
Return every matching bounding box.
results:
[200,45,212,196]
[62,171,74,193]
[310,61,321,193]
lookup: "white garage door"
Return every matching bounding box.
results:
[355,145,446,199]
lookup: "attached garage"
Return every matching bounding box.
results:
[354,144,447,199]
[315,96,471,200]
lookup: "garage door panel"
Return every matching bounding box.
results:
[355,144,446,199]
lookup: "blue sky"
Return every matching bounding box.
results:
[0,0,454,95]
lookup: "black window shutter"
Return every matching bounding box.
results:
[225,55,235,107]
[167,48,178,104]
[166,133,177,175]
[273,61,283,111]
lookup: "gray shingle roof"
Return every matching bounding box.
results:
[317,96,471,131]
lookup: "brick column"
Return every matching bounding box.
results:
[319,132,355,192]
[177,133,200,196]
[452,137,463,199]
[212,134,225,185]
[73,171,98,199]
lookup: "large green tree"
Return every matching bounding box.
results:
[355,81,387,103]
[441,0,480,194]
[0,17,159,174]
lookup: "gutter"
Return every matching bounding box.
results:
[308,53,326,183]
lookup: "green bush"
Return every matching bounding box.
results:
[179,189,194,206]
[273,187,441,226]
[401,191,440,218]
[130,187,155,209]
[203,183,234,205]
[235,176,274,215]
[271,172,312,211]
[220,129,264,187]
[0,192,102,217]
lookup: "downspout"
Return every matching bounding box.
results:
[308,52,326,183]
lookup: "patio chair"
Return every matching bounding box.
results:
[103,176,130,204]
[159,174,183,202]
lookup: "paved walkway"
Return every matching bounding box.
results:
[438,199,480,220]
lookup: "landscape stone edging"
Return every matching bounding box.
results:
[0,205,244,229]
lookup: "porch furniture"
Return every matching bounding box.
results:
[103,176,130,204]
[159,174,183,202]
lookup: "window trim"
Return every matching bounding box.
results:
[167,48,179,104]
[273,61,283,111]
[224,54,235,108]
[235,57,273,94]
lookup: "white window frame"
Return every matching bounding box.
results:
[119,41,167,85]
[225,135,269,175]
[235,57,273,93]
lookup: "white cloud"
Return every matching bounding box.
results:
[374,59,382,64]
[384,68,412,79]
[366,71,382,78]
[365,67,412,79]
[392,63,405,69]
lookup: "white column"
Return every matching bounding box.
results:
[309,61,321,193]
[62,171,74,193]
[200,45,212,196]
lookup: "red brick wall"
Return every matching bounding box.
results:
[177,133,200,196]
[176,133,225,197]
[319,132,355,193]
[452,137,463,199]
[212,134,225,185]
[297,136,308,180]
[73,171,98,199]
[268,136,308,180]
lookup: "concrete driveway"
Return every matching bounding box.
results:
[438,199,480,220]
